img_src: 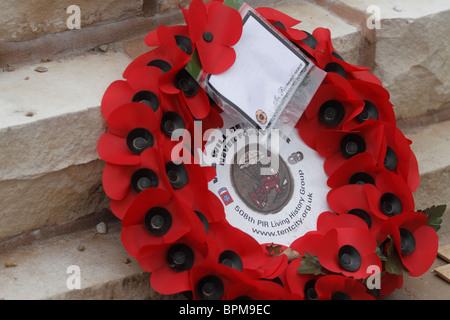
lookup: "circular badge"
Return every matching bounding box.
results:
[204,114,330,246]
[256,109,268,124]
[231,144,294,214]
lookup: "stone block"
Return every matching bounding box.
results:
[0,0,143,42]
[0,222,183,300]
[272,2,362,65]
[0,51,132,239]
[312,0,450,120]
[406,120,450,235]
[0,160,109,241]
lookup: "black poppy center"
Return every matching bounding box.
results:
[349,172,375,186]
[132,90,160,112]
[301,31,317,50]
[338,245,362,272]
[324,62,347,79]
[126,128,154,155]
[340,134,366,159]
[174,35,193,55]
[357,100,379,122]
[399,228,416,255]
[348,209,373,229]
[379,193,402,217]
[175,69,199,97]
[165,162,188,189]
[203,31,214,43]
[272,21,287,31]
[147,59,172,74]
[167,244,194,272]
[303,279,318,300]
[384,146,398,171]
[161,112,185,137]
[331,291,351,300]
[130,168,158,193]
[194,210,209,234]
[319,100,345,127]
[218,250,243,271]
[144,207,172,236]
[196,275,225,300]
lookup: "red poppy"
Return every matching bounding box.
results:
[297,74,364,150]
[225,276,286,300]
[318,226,381,279]
[122,26,191,80]
[189,257,279,300]
[382,212,438,277]
[191,189,227,227]
[138,231,209,295]
[258,244,289,279]
[315,275,376,300]
[344,80,396,129]
[309,28,369,79]
[316,211,370,233]
[103,148,166,219]
[187,0,243,74]
[255,7,308,42]
[121,189,205,257]
[327,184,386,242]
[326,152,383,189]
[365,170,415,221]
[315,119,386,176]
[206,222,266,274]
[159,61,211,120]
[105,146,214,219]
[145,25,193,56]
[289,211,378,280]
[97,102,160,166]
[285,258,320,300]
[379,272,403,298]
[101,65,162,120]
[290,231,324,257]
[380,122,420,192]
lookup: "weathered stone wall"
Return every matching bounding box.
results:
[0,0,144,42]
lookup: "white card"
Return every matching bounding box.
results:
[207,11,310,130]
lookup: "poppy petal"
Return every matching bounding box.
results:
[97,132,140,166]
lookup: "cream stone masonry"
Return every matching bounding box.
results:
[312,0,450,120]
[0,51,132,240]
[407,120,450,235]
[0,222,182,300]
[0,0,143,42]
[273,1,361,65]
[0,51,131,179]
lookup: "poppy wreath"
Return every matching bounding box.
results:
[98,0,444,300]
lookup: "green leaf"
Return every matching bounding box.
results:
[297,252,325,276]
[418,204,447,232]
[223,0,244,10]
[385,240,408,276]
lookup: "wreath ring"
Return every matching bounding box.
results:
[97,0,439,300]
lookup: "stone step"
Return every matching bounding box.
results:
[0,214,182,300]
[406,119,450,235]
[0,50,133,241]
